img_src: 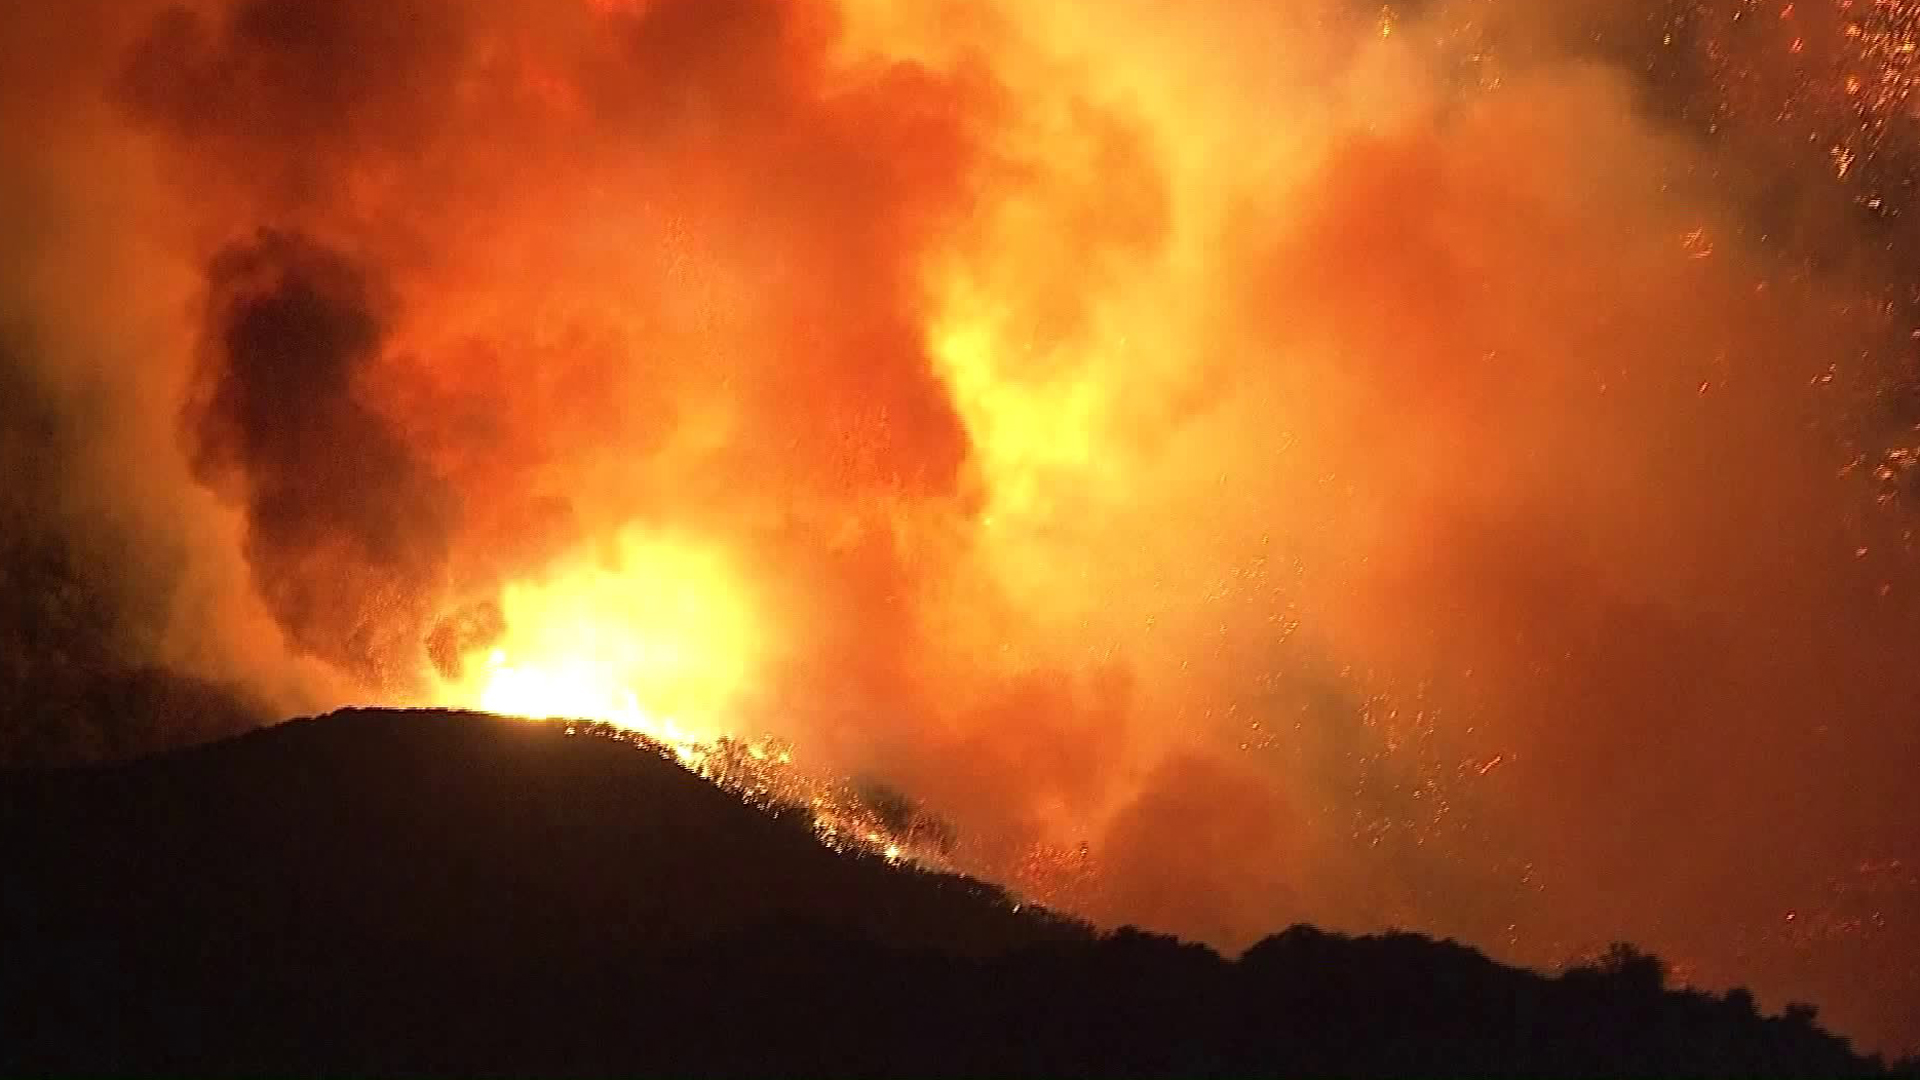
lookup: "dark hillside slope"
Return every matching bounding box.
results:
[0,708,1888,1077]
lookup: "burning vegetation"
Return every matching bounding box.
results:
[4,0,1920,1053]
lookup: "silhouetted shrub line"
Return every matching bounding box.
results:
[0,710,1889,1077]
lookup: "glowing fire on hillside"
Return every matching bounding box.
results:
[436,529,768,758]
[428,527,940,865]
[8,0,1920,1053]
[346,0,1920,1024]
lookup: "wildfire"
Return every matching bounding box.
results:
[423,528,945,868]
[5,0,1919,1053]
[436,528,770,760]
[469,652,711,759]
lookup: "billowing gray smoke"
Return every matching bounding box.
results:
[186,231,457,690]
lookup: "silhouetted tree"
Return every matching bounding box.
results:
[1583,941,1668,996]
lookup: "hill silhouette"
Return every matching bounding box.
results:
[0,708,1896,1077]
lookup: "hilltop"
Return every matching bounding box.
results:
[0,708,1891,1076]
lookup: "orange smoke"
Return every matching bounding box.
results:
[5,0,1920,1054]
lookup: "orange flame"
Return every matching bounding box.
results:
[438,529,771,758]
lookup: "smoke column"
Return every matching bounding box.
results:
[3,0,1918,1051]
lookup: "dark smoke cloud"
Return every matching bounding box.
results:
[117,0,473,230]
[185,231,460,688]
[105,0,993,696]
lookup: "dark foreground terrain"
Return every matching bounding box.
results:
[0,708,1895,1076]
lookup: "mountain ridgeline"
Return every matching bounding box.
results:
[0,709,1897,1076]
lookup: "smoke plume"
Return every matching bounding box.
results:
[4,0,1919,1052]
